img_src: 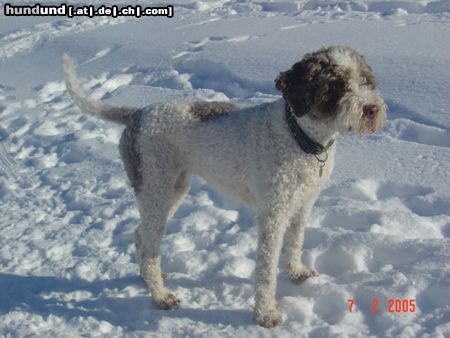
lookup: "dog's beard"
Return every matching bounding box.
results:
[335,93,386,134]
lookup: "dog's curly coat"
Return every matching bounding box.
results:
[63,46,386,327]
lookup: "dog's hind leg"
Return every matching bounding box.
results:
[131,140,190,310]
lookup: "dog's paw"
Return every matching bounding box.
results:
[254,308,283,328]
[287,265,317,284]
[153,293,180,310]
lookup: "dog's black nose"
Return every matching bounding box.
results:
[363,104,378,118]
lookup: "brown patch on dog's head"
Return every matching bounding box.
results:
[351,51,378,89]
[190,101,238,122]
[275,47,350,119]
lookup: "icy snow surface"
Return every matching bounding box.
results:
[1,1,449,337]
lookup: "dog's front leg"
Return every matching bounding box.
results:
[283,204,317,283]
[254,209,288,328]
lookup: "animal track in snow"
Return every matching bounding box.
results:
[317,179,447,239]
[0,17,129,61]
[385,119,450,148]
[376,183,433,200]
[172,34,256,59]
[321,209,382,232]
[174,59,273,98]
[384,100,450,148]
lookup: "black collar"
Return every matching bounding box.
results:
[284,102,335,155]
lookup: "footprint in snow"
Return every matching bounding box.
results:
[377,182,449,217]
[317,179,447,237]
[384,100,450,148]
[385,119,450,148]
[171,35,255,59]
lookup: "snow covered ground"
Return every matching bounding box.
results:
[1,0,449,336]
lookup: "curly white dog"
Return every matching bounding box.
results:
[63,46,386,327]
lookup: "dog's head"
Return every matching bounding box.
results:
[275,46,386,134]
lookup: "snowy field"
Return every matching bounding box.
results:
[1,0,450,336]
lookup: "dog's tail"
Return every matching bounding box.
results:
[63,54,137,124]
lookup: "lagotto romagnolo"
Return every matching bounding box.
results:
[63,46,386,328]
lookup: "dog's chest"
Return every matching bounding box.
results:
[275,151,335,211]
[288,152,334,182]
[273,142,336,200]
[298,152,335,182]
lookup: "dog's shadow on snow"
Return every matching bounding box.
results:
[0,273,251,330]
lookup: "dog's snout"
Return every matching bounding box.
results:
[363,104,378,118]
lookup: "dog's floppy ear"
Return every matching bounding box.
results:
[275,55,316,117]
[275,50,349,119]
